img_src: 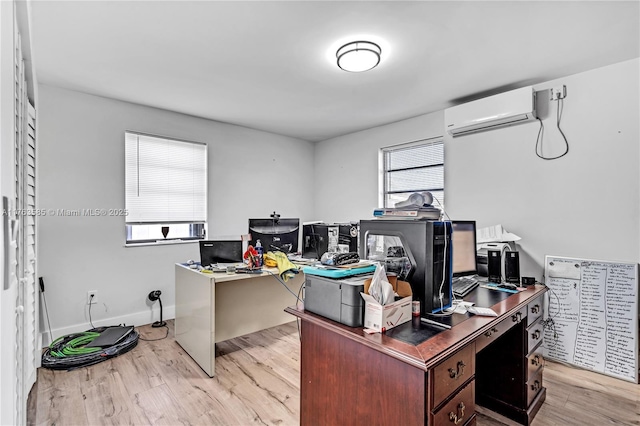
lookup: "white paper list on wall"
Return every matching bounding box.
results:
[543,256,638,383]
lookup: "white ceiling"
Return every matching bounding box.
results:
[29,1,639,142]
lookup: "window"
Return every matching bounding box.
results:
[382,139,444,208]
[125,132,207,244]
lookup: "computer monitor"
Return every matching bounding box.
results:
[451,220,478,277]
[248,218,300,254]
[199,240,244,266]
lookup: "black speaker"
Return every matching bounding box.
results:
[505,251,520,284]
[488,250,502,283]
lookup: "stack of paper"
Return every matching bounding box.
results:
[476,224,521,243]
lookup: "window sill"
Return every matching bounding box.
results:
[125,239,200,248]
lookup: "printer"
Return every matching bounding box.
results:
[303,274,371,327]
[476,242,514,277]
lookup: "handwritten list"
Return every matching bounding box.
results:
[544,256,638,383]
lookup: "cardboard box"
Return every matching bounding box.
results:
[361,294,412,332]
[361,275,413,332]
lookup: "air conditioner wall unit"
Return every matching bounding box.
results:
[445,86,537,137]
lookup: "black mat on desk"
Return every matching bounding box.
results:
[384,316,445,345]
[385,287,513,346]
[465,285,511,306]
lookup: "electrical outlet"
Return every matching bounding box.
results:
[87,291,98,305]
[551,85,566,100]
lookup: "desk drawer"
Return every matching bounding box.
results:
[527,348,544,379]
[432,380,475,426]
[464,414,476,426]
[527,295,543,326]
[432,343,475,408]
[527,317,543,354]
[476,306,526,353]
[526,369,543,407]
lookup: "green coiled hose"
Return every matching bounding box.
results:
[42,326,138,370]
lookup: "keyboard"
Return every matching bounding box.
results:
[467,306,498,317]
[452,276,479,297]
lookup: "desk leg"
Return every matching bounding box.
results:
[175,265,215,377]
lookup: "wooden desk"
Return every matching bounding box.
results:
[286,284,547,426]
[175,264,304,377]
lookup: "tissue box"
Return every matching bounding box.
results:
[361,294,412,332]
[360,275,413,332]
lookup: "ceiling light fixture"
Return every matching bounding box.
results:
[336,41,381,72]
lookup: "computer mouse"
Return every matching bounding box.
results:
[498,283,517,290]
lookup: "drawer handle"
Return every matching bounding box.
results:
[531,304,540,314]
[531,330,541,340]
[512,312,522,323]
[531,380,541,391]
[448,402,465,424]
[448,361,466,379]
[531,355,541,366]
[484,327,499,337]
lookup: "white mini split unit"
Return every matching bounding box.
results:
[444,86,537,137]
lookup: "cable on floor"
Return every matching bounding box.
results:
[41,326,139,370]
[137,324,169,341]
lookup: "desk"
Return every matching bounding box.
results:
[286,284,547,426]
[175,264,304,377]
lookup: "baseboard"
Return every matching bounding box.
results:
[39,304,175,348]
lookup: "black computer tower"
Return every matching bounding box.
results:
[302,222,359,260]
[359,219,452,315]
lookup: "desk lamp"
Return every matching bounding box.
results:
[148,290,167,328]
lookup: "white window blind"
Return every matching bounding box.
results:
[382,139,444,208]
[125,132,207,224]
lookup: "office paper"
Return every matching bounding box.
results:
[476,224,521,244]
[543,256,638,383]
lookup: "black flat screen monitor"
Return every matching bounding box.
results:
[199,240,244,266]
[451,220,478,277]
[248,218,300,254]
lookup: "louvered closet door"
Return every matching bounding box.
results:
[14,21,26,426]
[13,18,37,426]
[22,104,37,390]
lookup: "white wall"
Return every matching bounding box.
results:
[38,58,640,336]
[314,112,444,223]
[315,59,640,280]
[37,85,315,338]
[446,59,639,278]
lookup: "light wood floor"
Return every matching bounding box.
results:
[28,320,640,426]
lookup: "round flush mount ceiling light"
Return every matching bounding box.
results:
[336,40,382,72]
